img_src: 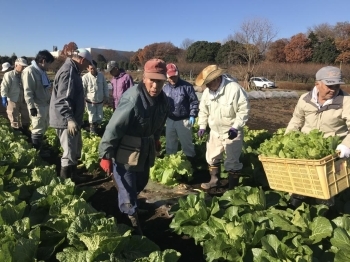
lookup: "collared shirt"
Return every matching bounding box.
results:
[209,77,225,100]
[311,86,339,109]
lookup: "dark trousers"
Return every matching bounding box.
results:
[113,163,149,215]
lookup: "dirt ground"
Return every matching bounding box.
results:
[86,97,299,262]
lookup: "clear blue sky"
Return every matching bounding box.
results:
[1,0,349,57]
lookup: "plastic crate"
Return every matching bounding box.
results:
[258,154,350,199]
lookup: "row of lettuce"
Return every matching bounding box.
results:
[0,116,180,261]
[169,187,350,261]
[164,125,350,260]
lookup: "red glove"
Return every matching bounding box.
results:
[100,158,112,173]
[155,140,161,152]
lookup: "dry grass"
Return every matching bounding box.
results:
[277,81,314,91]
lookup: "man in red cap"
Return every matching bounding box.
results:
[163,63,198,163]
[98,58,169,235]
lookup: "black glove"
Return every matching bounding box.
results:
[228,128,238,140]
[30,108,38,117]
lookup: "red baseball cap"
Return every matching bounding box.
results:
[166,63,178,77]
[144,59,167,80]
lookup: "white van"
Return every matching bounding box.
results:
[250,77,276,88]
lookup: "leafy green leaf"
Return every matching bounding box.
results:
[135,249,181,262]
[309,217,332,243]
[330,227,350,251]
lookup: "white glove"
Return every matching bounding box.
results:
[67,119,80,136]
[336,144,350,158]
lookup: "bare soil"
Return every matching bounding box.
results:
[87,97,299,261]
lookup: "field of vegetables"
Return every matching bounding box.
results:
[2,96,350,261]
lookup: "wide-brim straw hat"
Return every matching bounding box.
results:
[195,65,226,87]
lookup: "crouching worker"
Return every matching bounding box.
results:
[195,65,250,190]
[286,66,350,207]
[98,58,169,235]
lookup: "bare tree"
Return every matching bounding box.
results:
[307,23,335,42]
[180,38,195,50]
[222,35,234,44]
[334,22,350,40]
[231,18,277,89]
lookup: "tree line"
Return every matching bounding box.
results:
[128,21,350,66]
[129,19,350,88]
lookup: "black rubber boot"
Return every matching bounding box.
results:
[128,212,143,236]
[70,165,89,183]
[60,166,71,179]
[228,170,241,190]
[12,127,21,132]
[186,156,196,168]
[201,164,220,190]
[31,133,42,150]
[21,125,31,138]
[31,133,50,158]
[94,123,99,134]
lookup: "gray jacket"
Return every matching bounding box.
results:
[49,58,85,128]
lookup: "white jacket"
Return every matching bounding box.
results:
[198,78,250,138]
[22,65,51,108]
[82,72,108,103]
[1,70,23,102]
